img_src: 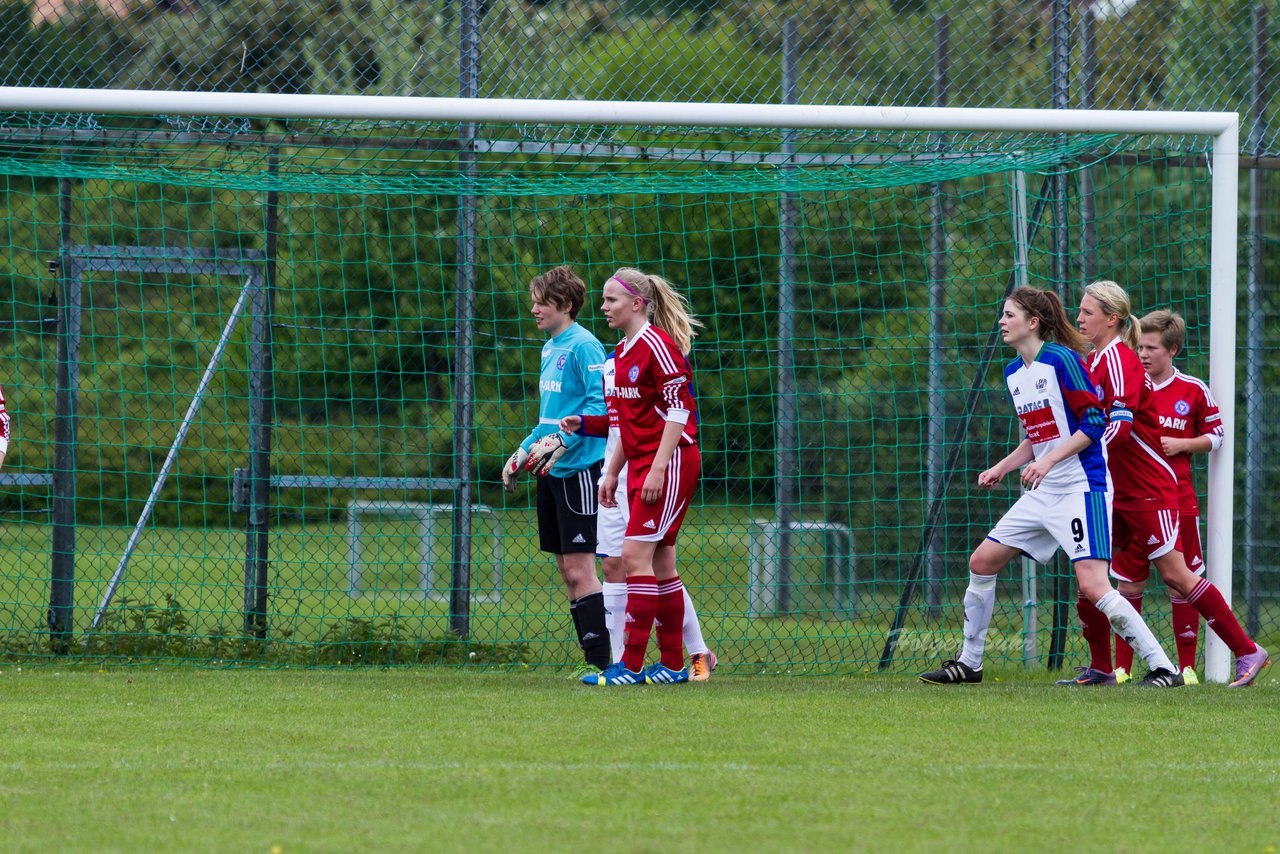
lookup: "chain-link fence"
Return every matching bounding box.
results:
[1,0,1279,668]
[4,2,1278,146]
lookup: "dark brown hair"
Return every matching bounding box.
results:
[529,265,586,319]
[1007,286,1089,352]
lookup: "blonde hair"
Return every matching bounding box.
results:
[1138,309,1186,356]
[1084,279,1141,350]
[611,267,704,355]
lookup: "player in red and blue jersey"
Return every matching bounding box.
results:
[920,286,1179,686]
[1072,281,1268,688]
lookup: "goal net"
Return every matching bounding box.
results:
[0,90,1238,677]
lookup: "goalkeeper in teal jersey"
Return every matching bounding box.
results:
[502,265,610,670]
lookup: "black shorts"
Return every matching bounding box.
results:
[536,461,602,555]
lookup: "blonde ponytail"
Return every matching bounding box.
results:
[611,267,704,355]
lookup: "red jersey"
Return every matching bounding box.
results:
[0,384,9,454]
[1149,370,1224,516]
[1086,339,1178,511]
[599,323,697,463]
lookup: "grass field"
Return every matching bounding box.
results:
[2,666,1277,853]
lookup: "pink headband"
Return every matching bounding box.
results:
[612,275,648,303]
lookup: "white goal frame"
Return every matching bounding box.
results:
[0,87,1239,682]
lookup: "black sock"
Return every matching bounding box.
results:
[573,592,611,669]
[569,600,584,644]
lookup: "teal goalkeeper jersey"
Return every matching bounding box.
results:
[520,322,607,476]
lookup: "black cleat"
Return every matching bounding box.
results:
[919,659,982,685]
[1135,667,1185,688]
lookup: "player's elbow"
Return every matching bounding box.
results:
[1079,421,1105,443]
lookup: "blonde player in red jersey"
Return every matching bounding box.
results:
[1111,310,1223,684]
[569,349,718,680]
[562,267,704,686]
[1072,281,1269,688]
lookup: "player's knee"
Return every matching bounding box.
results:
[620,551,650,576]
[1116,578,1144,598]
[1076,577,1110,603]
[968,550,1000,576]
[1155,560,1193,594]
[601,556,625,583]
[1071,560,1111,601]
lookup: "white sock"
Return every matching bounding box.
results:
[1096,589,1175,673]
[682,587,708,656]
[958,572,997,671]
[602,581,628,663]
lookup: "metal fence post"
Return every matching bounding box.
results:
[774,13,800,613]
[450,0,482,639]
[1078,2,1098,286]
[49,161,79,654]
[244,156,278,638]
[925,12,950,618]
[1045,0,1073,670]
[1244,1,1269,635]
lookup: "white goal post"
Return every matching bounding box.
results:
[0,87,1239,681]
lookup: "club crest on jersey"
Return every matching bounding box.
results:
[557,354,567,369]
[1095,384,1105,399]
[1174,400,1190,416]
[628,365,640,382]
[1036,378,1047,390]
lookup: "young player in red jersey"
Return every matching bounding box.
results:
[561,267,703,686]
[1111,310,1224,684]
[1071,281,1269,687]
[919,287,1179,686]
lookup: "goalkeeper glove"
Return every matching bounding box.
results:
[502,446,529,492]
[525,433,569,477]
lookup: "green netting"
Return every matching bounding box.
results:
[1,111,1262,672]
[0,113,1152,193]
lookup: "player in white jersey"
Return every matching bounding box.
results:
[0,383,9,470]
[593,352,717,681]
[920,286,1180,686]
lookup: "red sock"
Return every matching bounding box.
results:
[1187,578,1255,658]
[1170,595,1200,672]
[621,575,658,673]
[655,576,686,670]
[1078,595,1113,673]
[1113,592,1143,674]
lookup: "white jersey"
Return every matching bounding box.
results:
[596,352,627,557]
[1004,342,1111,494]
[602,352,622,469]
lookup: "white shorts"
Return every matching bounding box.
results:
[595,466,628,558]
[987,489,1112,565]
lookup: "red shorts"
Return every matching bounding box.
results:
[624,444,700,546]
[1178,513,1206,577]
[1110,506,1180,583]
